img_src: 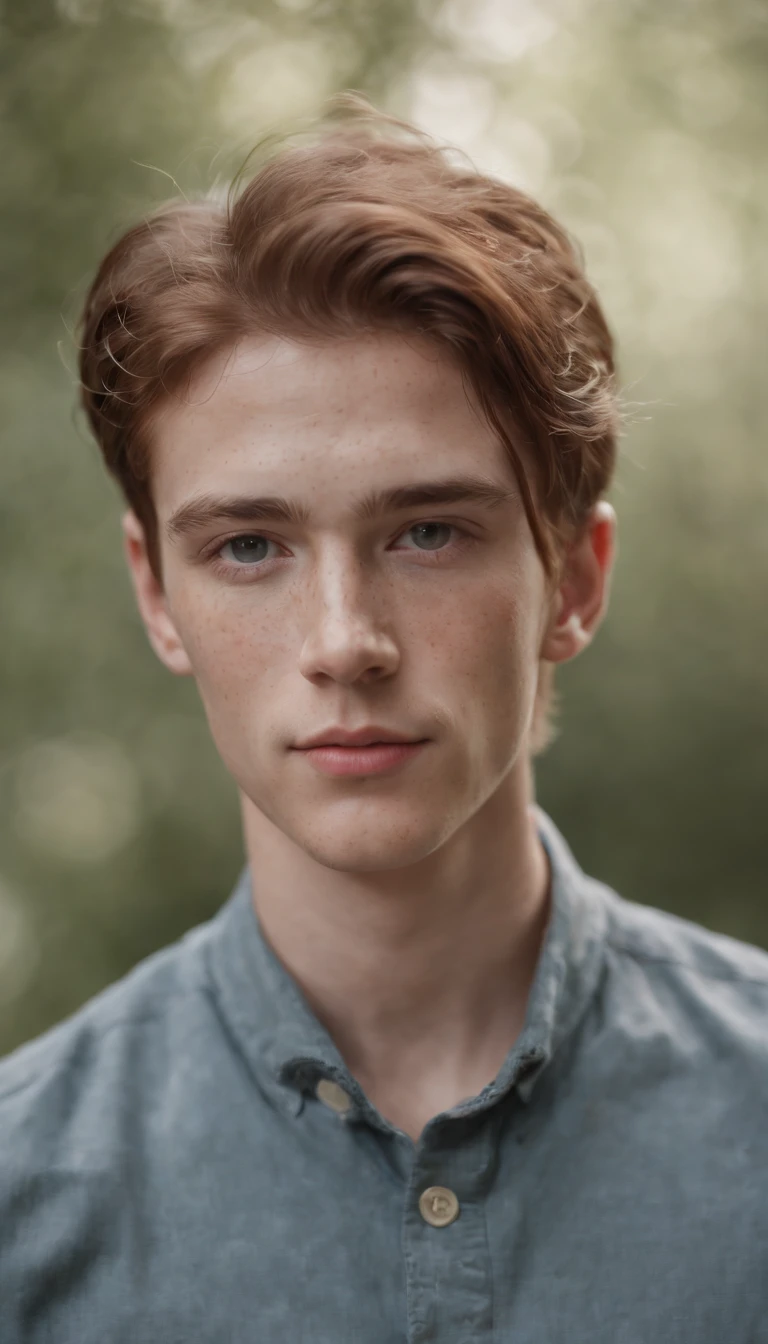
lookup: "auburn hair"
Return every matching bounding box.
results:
[79,98,618,586]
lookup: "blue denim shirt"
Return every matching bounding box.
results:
[2,812,767,1342]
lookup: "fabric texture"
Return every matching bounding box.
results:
[1,812,767,1342]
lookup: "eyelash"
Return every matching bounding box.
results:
[205,522,474,581]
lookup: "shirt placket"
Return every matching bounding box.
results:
[402,1114,499,1342]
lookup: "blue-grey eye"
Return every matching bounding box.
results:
[408,522,452,551]
[224,535,271,565]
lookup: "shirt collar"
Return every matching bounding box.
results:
[204,809,608,1125]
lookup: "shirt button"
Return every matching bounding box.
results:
[418,1186,460,1227]
[316,1078,352,1114]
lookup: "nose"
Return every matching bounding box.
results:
[297,554,400,687]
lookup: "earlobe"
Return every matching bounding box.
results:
[121,511,194,677]
[540,609,591,664]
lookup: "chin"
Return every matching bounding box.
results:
[292,803,452,874]
[299,841,431,874]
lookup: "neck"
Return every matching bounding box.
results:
[240,763,550,1138]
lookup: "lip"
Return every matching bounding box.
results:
[296,740,428,778]
[293,726,426,749]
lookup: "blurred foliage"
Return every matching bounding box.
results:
[1,0,767,1054]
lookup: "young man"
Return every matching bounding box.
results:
[1,103,766,1342]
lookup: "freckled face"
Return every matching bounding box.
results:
[149,333,550,871]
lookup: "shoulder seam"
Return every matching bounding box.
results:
[0,989,201,1109]
[606,935,768,988]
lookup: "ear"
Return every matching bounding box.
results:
[540,502,616,665]
[121,511,193,677]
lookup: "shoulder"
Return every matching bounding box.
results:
[602,881,768,985]
[0,915,220,1338]
[0,914,215,1163]
[597,880,768,1055]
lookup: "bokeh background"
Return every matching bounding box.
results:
[2,0,767,1056]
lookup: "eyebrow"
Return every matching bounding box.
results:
[165,474,514,542]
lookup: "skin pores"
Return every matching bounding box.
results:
[130,333,565,873]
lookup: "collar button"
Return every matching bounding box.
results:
[316,1078,352,1114]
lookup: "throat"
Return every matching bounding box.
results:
[352,1029,525,1143]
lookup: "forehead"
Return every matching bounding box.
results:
[149,332,517,516]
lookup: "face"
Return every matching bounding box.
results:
[125,333,613,872]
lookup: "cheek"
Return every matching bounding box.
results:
[167,580,293,706]
[422,571,543,699]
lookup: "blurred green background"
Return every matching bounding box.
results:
[1,0,767,1056]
